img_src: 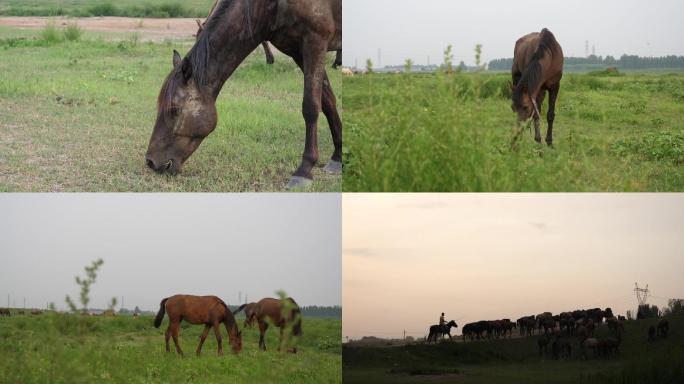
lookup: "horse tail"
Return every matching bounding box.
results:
[233,303,248,315]
[154,298,168,328]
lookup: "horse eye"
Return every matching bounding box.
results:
[169,106,180,116]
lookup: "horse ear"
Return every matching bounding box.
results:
[181,58,193,82]
[173,50,182,68]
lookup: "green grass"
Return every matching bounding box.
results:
[0,313,341,383]
[0,30,341,192]
[343,316,684,384]
[0,0,214,17]
[342,72,684,191]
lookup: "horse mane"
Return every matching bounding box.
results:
[513,28,556,106]
[159,0,253,121]
[217,298,238,328]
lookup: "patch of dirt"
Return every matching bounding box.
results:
[0,16,201,41]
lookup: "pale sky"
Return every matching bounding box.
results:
[0,194,341,311]
[343,194,684,340]
[343,0,684,67]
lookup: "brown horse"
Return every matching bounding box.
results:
[154,294,242,356]
[146,0,342,190]
[0,308,10,316]
[510,28,563,146]
[234,297,302,352]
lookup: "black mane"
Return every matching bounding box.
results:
[513,28,556,107]
[159,0,253,120]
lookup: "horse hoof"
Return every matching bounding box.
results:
[323,160,342,175]
[286,176,313,190]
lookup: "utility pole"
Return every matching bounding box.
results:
[23,298,26,309]
[403,330,406,341]
[377,48,382,68]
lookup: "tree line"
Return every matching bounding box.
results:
[488,55,684,71]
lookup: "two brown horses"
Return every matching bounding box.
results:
[234,297,302,353]
[154,294,242,356]
[511,28,564,146]
[146,0,342,189]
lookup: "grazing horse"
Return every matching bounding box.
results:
[0,308,10,316]
[234,297,302,353]
[427,320,458,343]
[657,319,669,338]
[510,28,563,146]
[146,0,342,189]
[154,294,242,356]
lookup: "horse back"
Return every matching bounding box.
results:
[271,0,342,52]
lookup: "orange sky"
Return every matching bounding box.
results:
[343,194,684,340]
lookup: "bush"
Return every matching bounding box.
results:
[63,23,83,42]
[88,2,119,16]
[40,22,62,44]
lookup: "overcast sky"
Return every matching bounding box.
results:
[343,194,684,340]
[0,194,341,311]
[343,0,684,67]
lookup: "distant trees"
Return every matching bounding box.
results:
[663,299,684,316]
[637,304,661,319]
[488,54,684,71]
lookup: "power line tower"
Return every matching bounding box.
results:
[585,40,589,58]
[634,283,650,306]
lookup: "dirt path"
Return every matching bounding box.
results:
[0,16,200,41]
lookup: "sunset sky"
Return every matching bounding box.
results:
[343,194,684,340]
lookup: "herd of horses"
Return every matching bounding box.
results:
[145,0,342,189]
[427,307,673,361]
[0,308,43,316]
[153,294,302,356]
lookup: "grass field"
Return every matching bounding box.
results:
[343,316,684,384]
[343,72,684,192]
[0,0,214,17]
[0,312,341,383]
[0,28,341,191]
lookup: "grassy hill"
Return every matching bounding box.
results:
[343,316,684,384]
[0,312,341,383]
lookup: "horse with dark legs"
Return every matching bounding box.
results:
[510,28,563,147]
[154,294,242,356]
[427,320,458,343]
[146,0,342,189]
[234,297,302,353]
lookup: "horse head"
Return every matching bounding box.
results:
[146,50,217,174]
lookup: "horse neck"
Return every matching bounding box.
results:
[200,0,276,98]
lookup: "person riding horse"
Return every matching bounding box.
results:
[439,312,446,332]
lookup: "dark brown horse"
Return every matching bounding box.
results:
[146,0,342,189]
[0,308,10,316]
[510,28,563,146]
[234,297,302,352]
[154,294,242,356]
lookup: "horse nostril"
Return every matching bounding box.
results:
[146,158,156,170]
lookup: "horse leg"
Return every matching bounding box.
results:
[321,71,342,175]
[171,321,183,356]
[165,325,171,352]
[286,43,327,189]
[263,42,275,65]
[212,322,223,356]
[333,49,342,69]
[278,326,284,352]
[259,320,268,351]
[546,83,560,146]
[196,324,211,356]
[534,91,546,143]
